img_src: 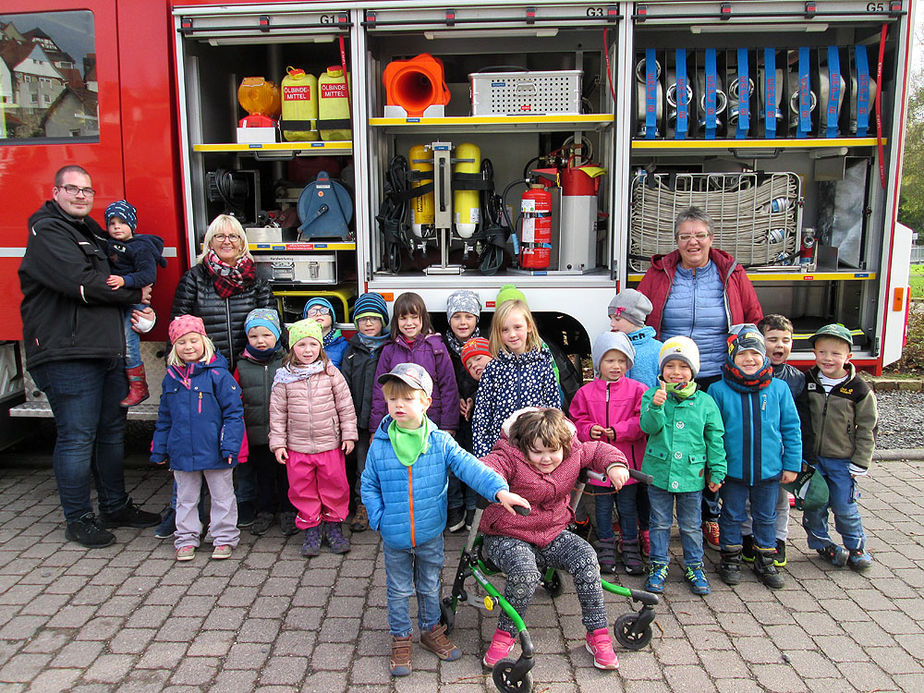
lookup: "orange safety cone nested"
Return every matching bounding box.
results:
[382,53,451,117]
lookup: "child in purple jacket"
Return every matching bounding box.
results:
[569,332,648,575]
[370,292,459,435]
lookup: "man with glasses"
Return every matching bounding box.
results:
[19,165,160,548]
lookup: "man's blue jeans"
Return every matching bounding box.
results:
[30,359,129,522]
[719,477,779,551]
[383,534,444,637]
[802,456,866,551]
[648,486,704,567]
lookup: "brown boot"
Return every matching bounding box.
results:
[420,623,462,661]
[390,634,412,676]
[121,365,149,407]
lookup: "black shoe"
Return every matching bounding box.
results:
[741,534,756,563]
[99,500,161,529]
[774,539,787,567]
[251,511,274,536]
[279,511,298,536]
[237,502,256,528]
[446,507,465,533]
[718,549,742,586]
[154,508,176,539]
[753,550,785,589]
[464,508,476,531]
[65,513,115,548]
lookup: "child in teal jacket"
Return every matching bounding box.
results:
[640,337,726,596]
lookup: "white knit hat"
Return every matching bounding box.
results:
[658,336,700,379]
[592,331,636,373]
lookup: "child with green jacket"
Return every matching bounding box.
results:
[640,337,727,596]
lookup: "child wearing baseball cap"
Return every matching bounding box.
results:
[802,324,878,571]
[361,363,528,677]
[151,316,244,562]
[640,336,727,596]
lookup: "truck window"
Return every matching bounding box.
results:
[0,10,98,142]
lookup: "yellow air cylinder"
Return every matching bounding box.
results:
[409,144,434,237]
[280,66,318,141]
[318,66,352,141]
[453,142,481,238]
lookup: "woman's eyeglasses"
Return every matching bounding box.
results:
[677,232,710,242]
[213,234,242,243]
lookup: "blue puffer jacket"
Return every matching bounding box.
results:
[323,329,349,369]
[471,348,561,457]
[151,353,245,471]
[626,326,663,388]
[361,416,509,549]
[660,261,728,378]
[709,376,803,484]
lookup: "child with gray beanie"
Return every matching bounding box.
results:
[569,332,649,574]
[442,289,482,531]
[608,289,662,389]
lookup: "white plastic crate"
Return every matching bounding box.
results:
[469,70,582,116]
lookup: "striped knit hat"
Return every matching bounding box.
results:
[461,337,491,366]
[353,292,389,326]
[104,200,138,231]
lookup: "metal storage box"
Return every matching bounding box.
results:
[469,70,582,116]
[254,254,337,283]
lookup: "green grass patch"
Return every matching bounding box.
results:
[912,264,924,299]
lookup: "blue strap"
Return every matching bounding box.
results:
[764,48,777,139]
[646,48,658,139]
[856,45,870,136]
[676,49,688,140]
[737,48,749,139]
[827,46,841,138]
[704,48,717,139]
[798,46,812,138]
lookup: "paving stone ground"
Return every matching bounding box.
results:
[0,457,922,692]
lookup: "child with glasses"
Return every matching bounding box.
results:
[103,200,166,407]
[301,297,349,368]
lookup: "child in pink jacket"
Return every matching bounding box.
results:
[569,331,648,575]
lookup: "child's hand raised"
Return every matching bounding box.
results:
[342,440,355,455]
[589,424,606,440]
[496,490,531,516]
[652,382,668,407]
[274,448,288,465]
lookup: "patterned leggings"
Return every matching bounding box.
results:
[483,531,606,636]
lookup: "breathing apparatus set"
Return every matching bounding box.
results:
[376,138,605,275]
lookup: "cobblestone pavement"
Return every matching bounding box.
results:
[0,460,922,692]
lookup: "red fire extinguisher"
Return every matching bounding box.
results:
[800,227,816,265]
[519,184,552,269]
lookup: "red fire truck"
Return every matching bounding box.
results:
[0,0,916,426]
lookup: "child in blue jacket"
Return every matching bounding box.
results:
[361,363,528,677]
[151,315,245,562]
[708,325,802,589]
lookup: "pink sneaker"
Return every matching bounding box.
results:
[483,628,516,668]
[585,628,619,670]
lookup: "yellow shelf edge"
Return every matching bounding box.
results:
[249,242,356,251]
[369,114,614,126]
[193,142,352,152]
[627,271,876,282]
[632,137,883,150]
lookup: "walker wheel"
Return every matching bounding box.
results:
[613,612,653,650]
[440,597,456,634]
[492,658,533,693]
[541,570,563,598]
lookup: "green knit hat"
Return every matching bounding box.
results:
[496,284,527,306]
[288,319,323,346]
